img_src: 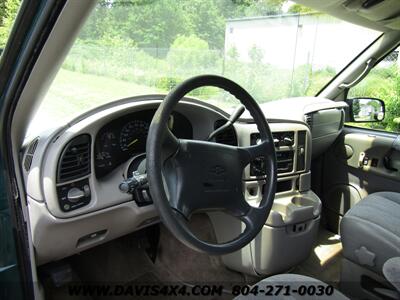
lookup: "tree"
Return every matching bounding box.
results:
[383,71,400,132]
[77,0,288,50]
[248,45,264,65]
[79,0,191,49]
[0,0,20,48]
[244,0,286,16]
[167,34,218,71]
[352,99,361,117]
[0,0,7,25]
[226,46,239,61]
[181,0,226,49]
[288,4,316,14]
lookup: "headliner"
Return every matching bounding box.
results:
[294,0,400,32]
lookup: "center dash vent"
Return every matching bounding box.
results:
[23,137,39,171]
[57,134,91,183]
[214,119,238,146]
[304,114,313,129]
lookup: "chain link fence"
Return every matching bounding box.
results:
[60,14,384,103]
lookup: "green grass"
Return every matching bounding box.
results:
[29,68,239,134]
[30,69,160,132]
[43,68,158,114]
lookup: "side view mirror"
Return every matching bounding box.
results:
[346,97,385,123]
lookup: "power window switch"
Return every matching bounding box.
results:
[371,158,379,167]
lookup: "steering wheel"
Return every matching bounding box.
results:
[146,75,277,255]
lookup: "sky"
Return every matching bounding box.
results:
[282,1,295,13]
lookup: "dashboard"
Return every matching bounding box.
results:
[22,95,344,265]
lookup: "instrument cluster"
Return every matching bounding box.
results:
[94,109,192,178]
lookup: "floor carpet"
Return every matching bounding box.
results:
[41,217,343,299]
[291,227,343,288]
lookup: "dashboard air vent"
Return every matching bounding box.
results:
[23,138,39,171]
[304,114,313,129]
[214,119,238,146]
[57,134,91,183]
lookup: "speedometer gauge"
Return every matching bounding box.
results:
[120,120,149,152]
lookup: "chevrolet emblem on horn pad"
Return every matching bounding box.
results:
[209,165,226,176]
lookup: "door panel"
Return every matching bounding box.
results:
[321,126,400,232]
[0,165,23,300]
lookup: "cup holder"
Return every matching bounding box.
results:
[271,202,289,218]
[291,196,315,207]
[267,193,322,227]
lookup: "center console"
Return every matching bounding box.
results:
[208,122,321,276]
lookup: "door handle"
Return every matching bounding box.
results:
[339,58,377,89]
[384,135,400,172]
[384,154,398,172]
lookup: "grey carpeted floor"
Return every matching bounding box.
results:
[41,216,343,300]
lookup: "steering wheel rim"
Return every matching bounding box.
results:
[146,75,277,255]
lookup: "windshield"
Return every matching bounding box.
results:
[30,0,380,134]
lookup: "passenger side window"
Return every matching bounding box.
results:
[347,47,400,133]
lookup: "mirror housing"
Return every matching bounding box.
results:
[347,97,385,123]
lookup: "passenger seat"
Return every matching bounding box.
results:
[341,192,400,274]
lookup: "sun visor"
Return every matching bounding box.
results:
[380,15,400,30]
[343,0,400,24]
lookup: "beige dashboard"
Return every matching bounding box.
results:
[23,97,311,265]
